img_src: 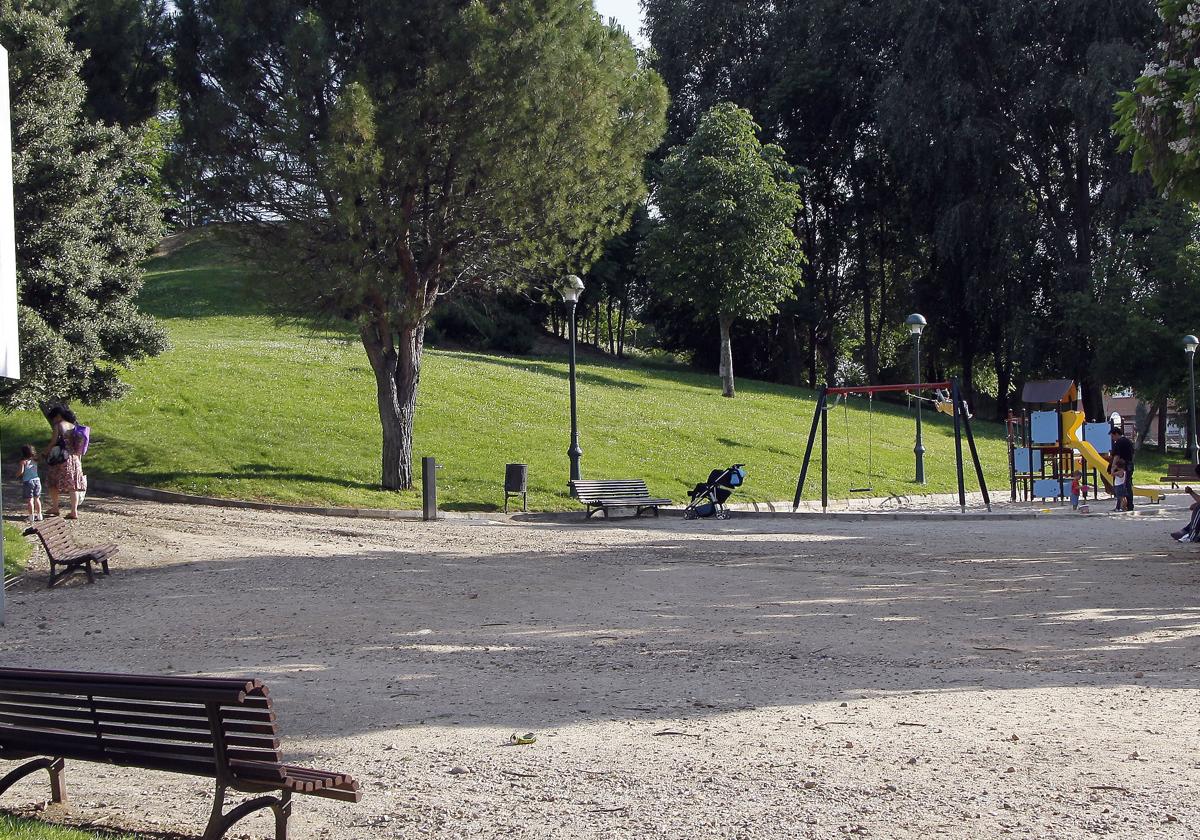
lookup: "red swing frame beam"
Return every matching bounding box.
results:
[826,381,952,396]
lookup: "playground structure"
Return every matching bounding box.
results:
[1007,379,1164,504]
[792,378,991,513]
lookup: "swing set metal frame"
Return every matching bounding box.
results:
[792,378,992,513]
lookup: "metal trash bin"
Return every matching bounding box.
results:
[504,464,528,513]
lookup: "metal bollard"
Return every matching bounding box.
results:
[422,456,439,521]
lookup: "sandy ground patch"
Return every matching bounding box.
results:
[1,494,1198,839]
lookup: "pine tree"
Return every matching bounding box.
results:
[176,0,667,490]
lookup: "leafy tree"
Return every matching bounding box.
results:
[0,5,166,411]
[1116,0,1200,200]
[176,0,667,489]
[644,103,804,397]
[1090,199,1200,421]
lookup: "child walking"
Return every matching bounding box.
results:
[1070,470,1088,510]
[15,444,42,524]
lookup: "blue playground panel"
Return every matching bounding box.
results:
[1033,478,1070,499]
[1012,448,1042,473]
[1030,411,1060,445]
[1081,422,1112,453]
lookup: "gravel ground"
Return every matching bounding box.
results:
[1,493,1198,839]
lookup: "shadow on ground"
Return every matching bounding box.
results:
[5,511,1199,771]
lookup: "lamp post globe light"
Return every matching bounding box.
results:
[1186,334,1199,465]
[906,313,927,484]
[561,275,585,482]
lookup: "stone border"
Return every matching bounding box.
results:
[88,478,440,521]
[84,479,1170,526]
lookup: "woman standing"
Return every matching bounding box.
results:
[44,405,86,519]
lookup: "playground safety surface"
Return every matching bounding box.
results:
[2,492,1198,839]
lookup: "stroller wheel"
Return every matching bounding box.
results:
[684,510,696,520]
[716,510,731,520]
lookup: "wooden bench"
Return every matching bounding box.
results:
[23,518,117,587]
[1159,463,1197,488]
[0,667,360,840]
[570,479,672,519]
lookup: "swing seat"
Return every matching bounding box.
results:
[849,486,874,493]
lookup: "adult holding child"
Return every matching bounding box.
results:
[43,404,88,519]
[1109,426,1135,512]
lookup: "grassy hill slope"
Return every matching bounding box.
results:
[3,230,1151,511]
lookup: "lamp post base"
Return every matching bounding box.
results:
[568,445,582,482]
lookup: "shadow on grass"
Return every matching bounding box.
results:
[449,352,648,392]
[113,464,386,495]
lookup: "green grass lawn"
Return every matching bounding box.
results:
[0,230,1179,511]
[0,815,141,840]
[3,522,30,577]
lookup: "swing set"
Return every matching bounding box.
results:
[792,378,991,513]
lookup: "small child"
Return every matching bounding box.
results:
[1070,470,1087,510]
[1111,457,1128,512]
[15,444,42,524]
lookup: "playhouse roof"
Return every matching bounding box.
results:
[1022,379,1077,404]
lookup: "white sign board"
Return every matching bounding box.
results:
[0,46,17,380]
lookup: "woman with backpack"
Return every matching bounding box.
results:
[43,404,88,519]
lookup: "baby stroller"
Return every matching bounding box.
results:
[684,464,746,520]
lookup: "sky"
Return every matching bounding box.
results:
[594,0,646,45]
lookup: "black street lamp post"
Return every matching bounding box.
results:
[562,275,585,481]
[1186,335,1198,466]
[907,313,927,484]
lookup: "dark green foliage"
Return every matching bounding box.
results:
[15,0,171,127]
[643,0,1180,421]
[428,292,539,357]
[0,5,166,411]
[176,0,667,488]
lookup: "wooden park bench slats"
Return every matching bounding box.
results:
[570,479,672,519]
[22,519,118,587]
[0,668,361,839]
[1159,463,1195,488]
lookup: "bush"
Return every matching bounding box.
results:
[428,292,540,355]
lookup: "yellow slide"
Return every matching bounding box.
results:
[1062,411,1163,503]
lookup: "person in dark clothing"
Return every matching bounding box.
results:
[1109,426,1135,511]
[1171,464,1200,541]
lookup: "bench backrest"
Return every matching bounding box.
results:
[25,519,78,561]
[1168,463,1195,478]
[570,479,652,502]
[0,668,282,782]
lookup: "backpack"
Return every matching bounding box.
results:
[75,424,90,456]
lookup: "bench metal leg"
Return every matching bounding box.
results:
[47,560,93,588]
[0,757,67,805]
[204,782,292,840]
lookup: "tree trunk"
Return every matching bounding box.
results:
[617,298,628,358]
[1080,372,1105,421]
[1135,400,1158,450]
[606,297,615,354]
[718,314,735,398]
[808,322,818,388]
[361,321,423,490]
[1158,395,1168,454]
[993,349,1007,422]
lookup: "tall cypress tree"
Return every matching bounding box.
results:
[0,5,166,410]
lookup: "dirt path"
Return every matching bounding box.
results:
[2,495,1198,839]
